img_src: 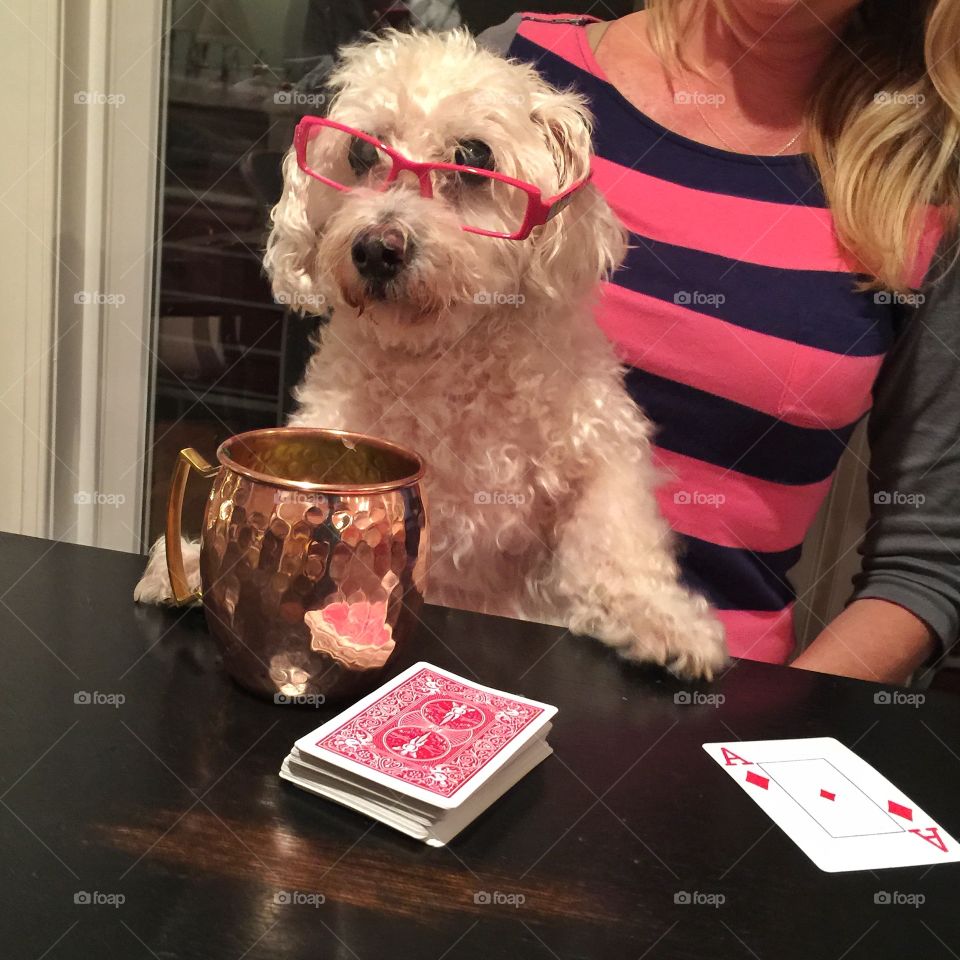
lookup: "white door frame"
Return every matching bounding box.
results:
[50,0,167,552]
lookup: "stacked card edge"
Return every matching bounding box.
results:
[280,731,553,846]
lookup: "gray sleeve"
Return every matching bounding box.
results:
[849,240,960,652]
[475,13,522,56]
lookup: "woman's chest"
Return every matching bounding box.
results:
[601,233,897,427]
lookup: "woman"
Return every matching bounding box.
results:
[480,2,960,683]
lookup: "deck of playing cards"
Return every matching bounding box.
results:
[279,662,558,846]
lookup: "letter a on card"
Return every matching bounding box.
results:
[720,748,752,766]
[910,827,949,853]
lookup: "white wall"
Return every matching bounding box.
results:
[0,0,60,537]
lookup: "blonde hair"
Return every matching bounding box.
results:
[646,0,960,291]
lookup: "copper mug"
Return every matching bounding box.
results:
[165,427,428,702]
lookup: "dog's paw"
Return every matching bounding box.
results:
[616,604,727,682]
[662,611,728,682]
[133,536,201,605]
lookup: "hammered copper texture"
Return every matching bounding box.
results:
[195,431,428,702]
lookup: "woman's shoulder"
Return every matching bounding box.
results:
[477,12,600,65]
[475,13,523,56]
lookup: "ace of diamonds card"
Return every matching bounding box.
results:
[703,738,960,873]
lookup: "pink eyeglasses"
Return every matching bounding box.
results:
[293,115,592,241]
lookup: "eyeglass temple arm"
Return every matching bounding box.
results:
[544,171,593,221]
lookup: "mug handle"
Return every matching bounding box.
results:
[165,447,218,605]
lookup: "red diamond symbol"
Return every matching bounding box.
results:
[889,800,913,821]
[820,789,836,801]
[745,771,769,790]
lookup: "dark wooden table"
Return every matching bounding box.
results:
[3,533,960,959]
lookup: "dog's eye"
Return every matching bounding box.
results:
[348,136,381,177]
[454,139,495,181]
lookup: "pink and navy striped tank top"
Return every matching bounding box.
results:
[508,14,941,664]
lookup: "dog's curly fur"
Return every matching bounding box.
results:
[136,28,727,680]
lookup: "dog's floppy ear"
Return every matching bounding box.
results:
[529,86,593,188]
[528,88,627,291]
[263,148,324,314]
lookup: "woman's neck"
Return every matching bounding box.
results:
[593,5,860,154]
[688,2,857,119]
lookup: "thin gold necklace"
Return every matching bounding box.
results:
[680,66,805,157]
[694,97,804,156]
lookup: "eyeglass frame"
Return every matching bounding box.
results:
[293,115,592,241]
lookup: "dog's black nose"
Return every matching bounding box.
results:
[351,226,411,284]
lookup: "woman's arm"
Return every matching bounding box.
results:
[793,239,960,683]
[792,599,935,683]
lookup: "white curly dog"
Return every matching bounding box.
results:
[136,28,727,680]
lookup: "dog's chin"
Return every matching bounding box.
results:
[336,278,455,353]
[341,280,425,321]
[340,280,451,327]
